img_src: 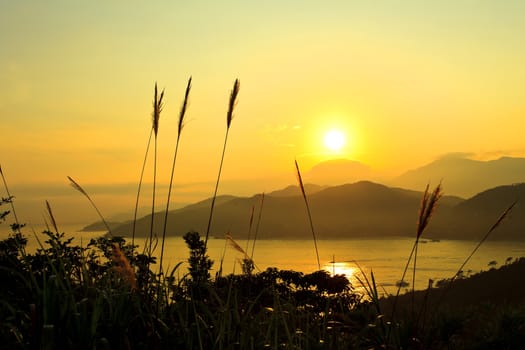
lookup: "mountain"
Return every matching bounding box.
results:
[81,195,237,232]
[430,183,525,240]
[267,184,326,197]
[391,155,525,197]
[303,159,379,185]
[94,180,525,241]
[109,181,462,240]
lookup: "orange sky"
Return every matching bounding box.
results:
[1,1,524,225]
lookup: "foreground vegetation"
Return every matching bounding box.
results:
[1,222,525,349]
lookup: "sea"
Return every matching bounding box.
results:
[2,223,525,296]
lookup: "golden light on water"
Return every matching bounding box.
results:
[324,261,358,279]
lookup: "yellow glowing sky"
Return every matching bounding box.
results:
[1,1,525,224]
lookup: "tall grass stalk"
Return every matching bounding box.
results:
[131,128,153,250]
[204,79,240,248]
[68,176,112,235]
[0,164,22,233]
[250,192,265,259]
[159,77,192,276]
[432,200,517,309]
[411,183,442,314]
[295,159,320,270]
[452,200,516,282]
[45,200,59,234]
[147,83,164,257]
[422,200,517,336]
[245,204,255,253]
[388,183,441,340]
[226,233,258,272]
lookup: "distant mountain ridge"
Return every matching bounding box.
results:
[391,156,525,197]
[97,180,525,241]
[304,159,375,185]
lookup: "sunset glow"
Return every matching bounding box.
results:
[0,1,524,225]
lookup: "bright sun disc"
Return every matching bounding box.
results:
[324,130,346,151]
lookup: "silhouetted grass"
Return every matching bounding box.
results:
[131,128,152,250]
[295,159,321,270]
[147,83,164,258]
[67,176,112,236]
[204,79,240,249]
[159,77,192,277]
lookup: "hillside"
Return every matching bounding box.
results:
[108,181,461,239]
[90,181,525,241]
[430,183,525,240]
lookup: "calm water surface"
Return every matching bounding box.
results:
[3,224,525,295]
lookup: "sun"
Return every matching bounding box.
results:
[324,129,346,152]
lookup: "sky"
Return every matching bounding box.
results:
[1,1,524,225]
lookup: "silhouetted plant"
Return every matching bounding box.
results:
[0,165,24,233]
[159,77,192,277]
[250,192,265,261]
[147,83,164,258]
[295,159,320,269]
[183,231,213,286]
[204,79,240,248]
[67,176,112,235]
[131,128,152,251]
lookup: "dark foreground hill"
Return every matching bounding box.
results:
[382,257,525,312]
[377,258,525,348]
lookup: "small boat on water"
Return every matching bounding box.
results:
[395,280,409,288]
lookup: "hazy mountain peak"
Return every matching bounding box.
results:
[267,184,326,197]
[391,156,525,197]
[303,158,375,185]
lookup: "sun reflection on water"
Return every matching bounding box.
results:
[323,260,372,295]
[323,261,357,280]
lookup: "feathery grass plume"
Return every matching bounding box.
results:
[250,192,265,259]
[147,83,165,257]
[226,234,258,274]
[152,82,164,137]
[295,160,320,270]
[226,79,240,128]
[68,176,112,236]
[226,233,252,261]
[159,77,192,277]
[0,164,22,233]
[388,183,441,340]
[131,128,153,250]
[204,79,240,248]
[111,243,137,290]
[45,200,59,234]
[411,183,442,315]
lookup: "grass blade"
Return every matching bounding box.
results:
[295,159,320,270]
[68,176,112,236]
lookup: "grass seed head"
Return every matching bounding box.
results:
[152,82,164,136]
[111,243,137,290]
[416,183,442,239]
[227,79,240,129]
[178,76,192,137]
